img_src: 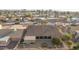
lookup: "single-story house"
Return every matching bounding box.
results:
[0,29,12,46]
[24,25,63,44]
[0,29,25,49]
[0,36,10,46]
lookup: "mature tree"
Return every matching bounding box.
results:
[62,33,73,41]
[52,37,62,48]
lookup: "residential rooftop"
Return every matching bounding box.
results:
[25,25,62,37]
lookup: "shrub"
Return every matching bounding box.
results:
[62,33,73,41]
[66,41,72,48]
[52,37,62,48]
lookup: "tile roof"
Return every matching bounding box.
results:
[25,25,62,37]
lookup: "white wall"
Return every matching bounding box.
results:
[0,24,2,29]
[24,36,36,44]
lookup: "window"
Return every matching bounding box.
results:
[44,36,51,39]
[36,36,39,39]
[48,36,51,39]
[36,36,51,39]
[44,36,48,39]
[40,36,43,39]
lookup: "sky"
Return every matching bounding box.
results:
[0,0,79,11]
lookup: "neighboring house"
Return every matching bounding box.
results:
[0,36,10,46]
[47,18,59,23]
[33,17,46,24]
[47,17,68,23]
[70,17,79,25]
[0,29,12,47]
[0,29,25,49]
